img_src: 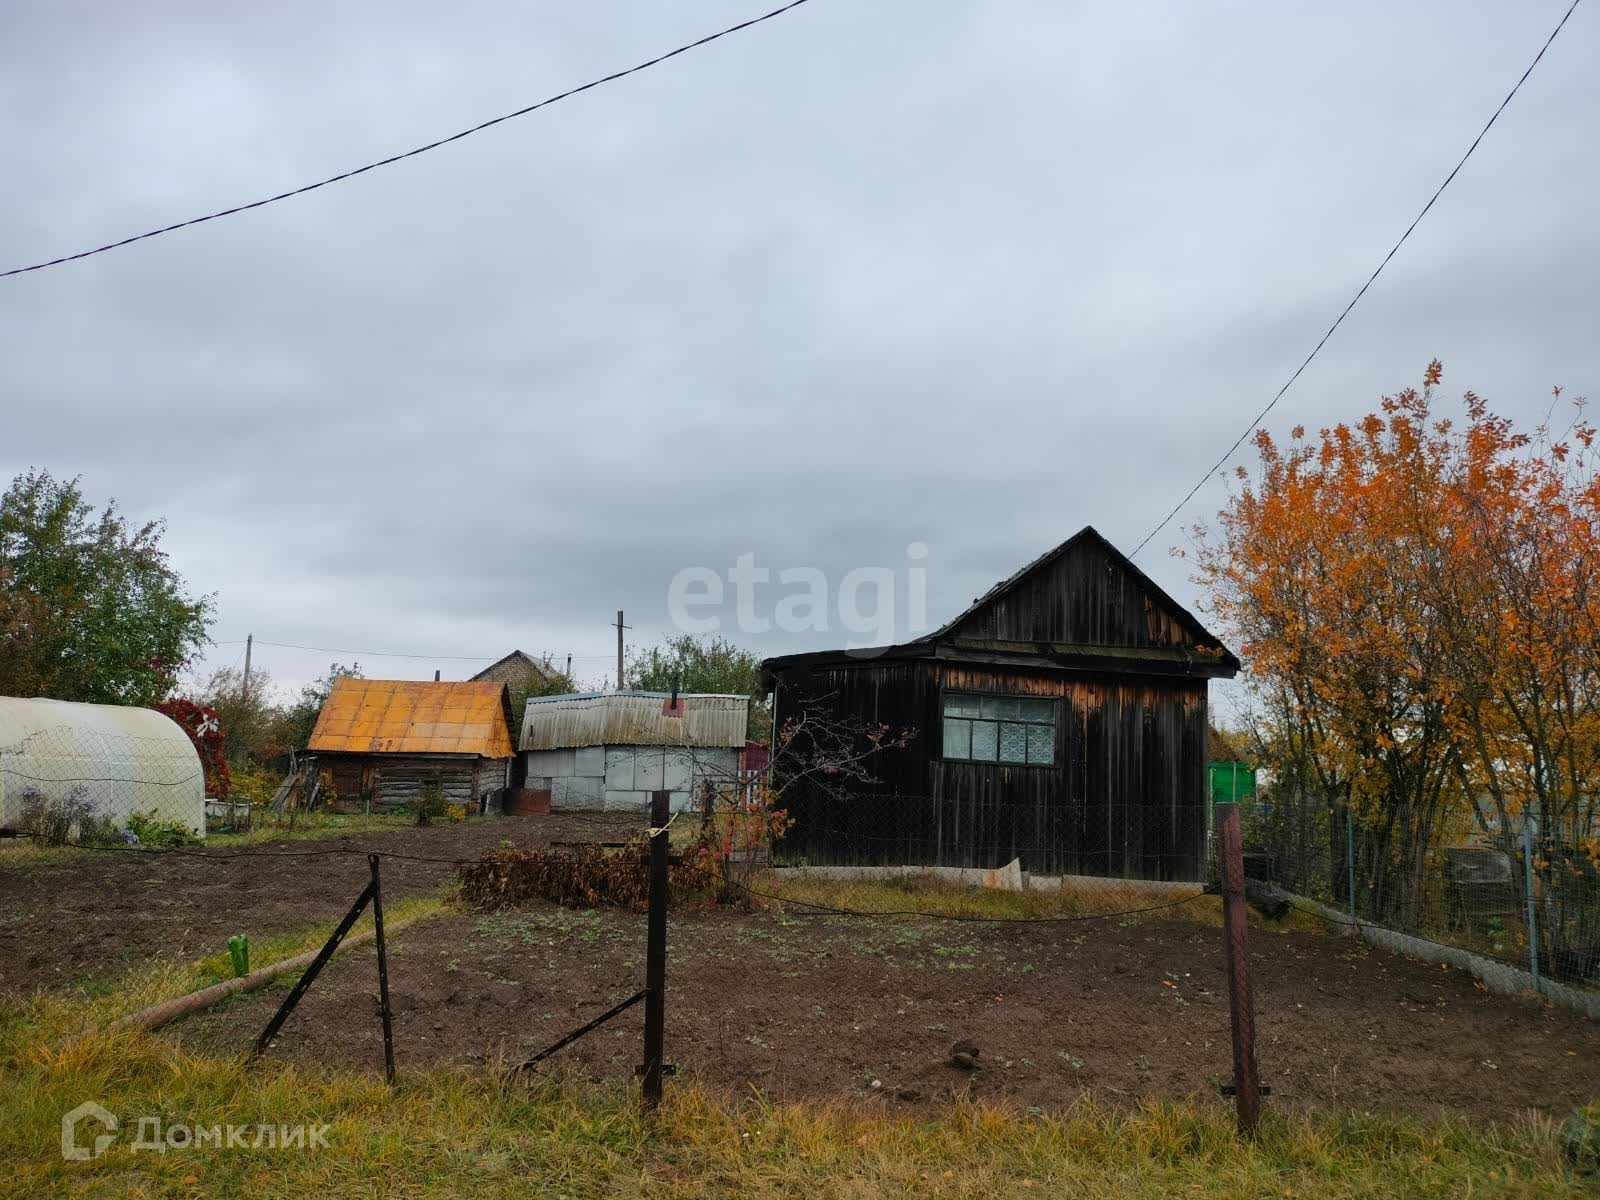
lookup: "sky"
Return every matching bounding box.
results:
[2,1,1595,711]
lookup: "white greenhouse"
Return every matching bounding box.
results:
[0,697,206,839]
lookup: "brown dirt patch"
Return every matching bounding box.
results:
[0,815,635,997]
[166,902,1600,1123]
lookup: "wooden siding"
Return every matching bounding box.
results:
[772,659,1209,881]
[946,534,1198,649]
[318,752,509,812]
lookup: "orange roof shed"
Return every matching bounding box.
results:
[307,678,515,758]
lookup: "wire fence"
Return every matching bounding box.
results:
[11,787,1598,1127]
[0,724,206,843]
[19,796,1260,1123]
[1236,790,1600,994]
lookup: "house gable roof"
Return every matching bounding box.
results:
[760,526,1238,681]
[469,650,558,685]
[934,525,1229,651]
[308,678,516,757]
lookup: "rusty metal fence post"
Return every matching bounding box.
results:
[641,789,670,1111]
[1216,801,1263,1134]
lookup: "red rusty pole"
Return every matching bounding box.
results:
[1216,801,1262,1134]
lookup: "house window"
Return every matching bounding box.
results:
[942,693,1056,765]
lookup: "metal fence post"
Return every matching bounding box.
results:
[641,789,670,1111]
[1216,801,1263,1135]
[369,853,396,1085]
[1346,804,1357,924]
[249,878,374,1063]
[1522,817,1541,993]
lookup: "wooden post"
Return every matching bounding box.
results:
[614,610,629,692]
[1216,801,1262,1134]
[369,854,396,1085]
[641,789,670,1111]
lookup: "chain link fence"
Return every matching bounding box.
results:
[0,724,206,842]
[1237,789,1600,995]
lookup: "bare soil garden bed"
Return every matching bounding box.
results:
[165,901,1600,1123]
[0,814,635,997]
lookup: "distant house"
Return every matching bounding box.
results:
[760,527,1240,882]
[519,691,749,814]
[470,650,561,694]
[306,678,515,813]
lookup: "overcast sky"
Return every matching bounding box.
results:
[2,1,1594,709]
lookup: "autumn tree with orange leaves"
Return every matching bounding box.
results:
[1195,364,1600,973]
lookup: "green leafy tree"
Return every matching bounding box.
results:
[506,657,579,721]
[625,634,770,740]
[196,665,286,765]
[0,470,211,705]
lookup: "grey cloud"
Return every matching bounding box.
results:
[2,0,1594,703]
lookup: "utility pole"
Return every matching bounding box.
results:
[242,634,253,706]
[614,610,630,693]
[565,653,572,680]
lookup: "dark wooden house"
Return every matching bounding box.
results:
[759,527,1239,881]
[306,678,516,813]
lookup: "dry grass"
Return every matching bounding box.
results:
[0,812,417,868]
[744,870,1327,932]
[4,1031,1589,1198]
[1,896,1592,1196]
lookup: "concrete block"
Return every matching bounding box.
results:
[574,745,606,778]
[634,748,665,792]
[605,748,634,791]
[663,749,692,793]
[523,749,574,778]
[551,776,603,809]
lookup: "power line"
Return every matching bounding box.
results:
[1129,0,1584,560]
[215,639,491,662]
[213,638,614,662]
[0,0,818,280]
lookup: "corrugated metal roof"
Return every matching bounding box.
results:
[520,691,749,751]
[308,678,514,757]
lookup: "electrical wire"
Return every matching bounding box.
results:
[1129,0,1585,559]
[213,639,613,663]
[0,0,818,279]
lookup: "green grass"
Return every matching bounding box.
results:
[207,811,419,848]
